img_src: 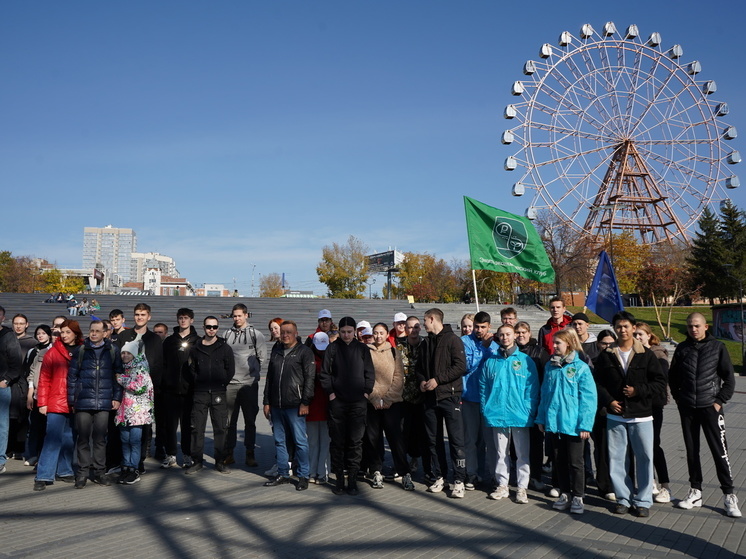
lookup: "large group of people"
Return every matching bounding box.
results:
[0,300,740,519]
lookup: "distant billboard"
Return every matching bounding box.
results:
[367,250,404,273]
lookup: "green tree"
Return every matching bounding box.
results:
[687,207,729,304]
[719,200,746,300]
[40,268,86,294]
[259,273,286,297]
[316,236,369,299]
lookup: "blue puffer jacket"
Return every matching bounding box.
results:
[68,339,123,411]
[479,345,539,428]
[536,351,596,436]
[462,333,498,403]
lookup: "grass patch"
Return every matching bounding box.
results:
[567,305,745,375]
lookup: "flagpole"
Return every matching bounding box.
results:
[472,269,480,312]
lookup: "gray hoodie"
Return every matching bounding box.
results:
[222,324,267,386]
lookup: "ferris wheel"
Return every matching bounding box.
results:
[502,22,740,244]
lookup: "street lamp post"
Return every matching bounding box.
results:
[367,278,376,299]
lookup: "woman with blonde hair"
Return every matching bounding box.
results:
[536,328,597,514]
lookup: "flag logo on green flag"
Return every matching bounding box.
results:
[464,196,555,284]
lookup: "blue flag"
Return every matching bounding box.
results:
[586,251,624,323]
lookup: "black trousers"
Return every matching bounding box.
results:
[401,401,440,476]
[591,413,613,495]
[225,382,259,454]
[363,402,410,475]
[423,395,466,482]
[529,425,544,481]
[190,391,228,463]
[75,410,109,477]
[552,433,585,498]
[162,391,193,457]
[327,398,367,474]
[678,405,734,494]
[652,406,669,484]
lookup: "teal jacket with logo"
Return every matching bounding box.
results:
[536,352,597,436]
[479,345,539,428]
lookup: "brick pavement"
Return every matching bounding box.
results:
[2,379,745,559]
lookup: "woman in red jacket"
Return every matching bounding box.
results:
[33,320,83,491]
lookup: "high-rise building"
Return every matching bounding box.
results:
[82,225,137,286]
[130,252,179,283]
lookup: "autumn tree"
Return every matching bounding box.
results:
[535,212,595,296]
[259,273,286,298]
[0,252,39,293]
[602,230,651,294]
[316,236,369,299]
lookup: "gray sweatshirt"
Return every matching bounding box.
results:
[222,324,267,386]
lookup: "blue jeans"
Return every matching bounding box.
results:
[270,407,309,479]
[607,419,654,508]
[120,425,143,469]
[35,413,74,482]
[0,386,10,467]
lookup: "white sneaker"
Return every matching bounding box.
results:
[548,487,561,498]
[515,487,528,504]
[553,493,571,511]
[451,481,465,499]
[372,471,384,489]
[677,488,702,510]
[428,477,445,493]
[654,487,671,504]
[489,485,510,500]
[725,494,742,518]
[570,496,584,514]
[160,455,177,469]
[264,464,278,477]
[651,481,660,496]
[605,493,617,502]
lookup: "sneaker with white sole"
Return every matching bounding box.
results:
[570,496,584,514]
[725,494,742,518]
[677,488,702,510]
[651,481,660,496]
[428,477,445,493]
[604,492,617,502]
[548,487,561,498]
[553,493,571,511]
[489,485,510,500]
[654,487,671,503]
[402,473,415,491]
[451,481,465,499]
[372,471,384,489]
[160,455,177,469]
[515,487,528,504]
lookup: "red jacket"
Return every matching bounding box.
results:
[537,315,573,355]
[37,339,80,413]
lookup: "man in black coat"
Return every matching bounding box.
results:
[262,320,315,491]
[185,316,235,475]
[669,312,740,517]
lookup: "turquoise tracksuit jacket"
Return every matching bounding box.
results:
[536,352,597,436]
[479,345,539,428]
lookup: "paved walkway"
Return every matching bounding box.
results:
[3,380,745,558]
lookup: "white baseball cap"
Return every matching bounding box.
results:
[356,320,371,330]
[361,327,373,337]
[318,309,332,319]
[312,332,330,350]
[394,312,408,323]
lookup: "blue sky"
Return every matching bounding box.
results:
[2,1,744,295]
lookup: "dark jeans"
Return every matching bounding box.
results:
[591,413,613,494]
[75,410,110,477]
[191,391,228,463]
[162,391,192,457]
[423,395,466,483]
[225,382,259,454]
[327,398,367,474]
[552,433,585,498]
[679,405,734,494]
[652,406,669,484]
[363,402,410,475]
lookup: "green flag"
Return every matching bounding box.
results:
[464,196,555,284]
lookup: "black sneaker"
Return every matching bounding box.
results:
[613,504,629,514]
[264,476,291,487]
[185,462,204,475]
[215,462,231,474]
[633,506,649,518]
[55,475,75,483]
[74,477,87,489]
[92,475,111,487]
[33,481,47,492]
[297,477,309,491]
[124,470,141,485]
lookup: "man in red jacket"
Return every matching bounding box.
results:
[537,297,572,354]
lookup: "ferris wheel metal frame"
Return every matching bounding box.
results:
[502,22,740,245]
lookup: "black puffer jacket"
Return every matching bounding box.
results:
[518,338,550,382]
[0,327,22,386]
[415,324,466,401]
[669,333,734,408]
[162,326,200,394]
[188,338,235,393]
[320,338,375,403]
[263,341,315,408]
[593,340,666,419]
[67,339,123,411]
